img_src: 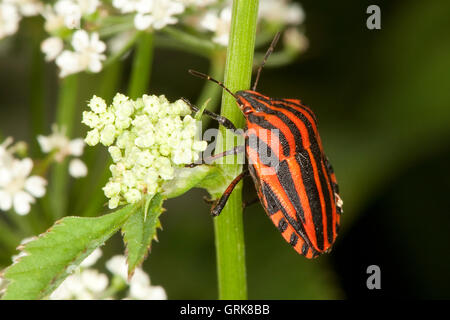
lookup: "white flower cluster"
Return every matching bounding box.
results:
[0,138,47,215]
[259,0,305,26]
[113,0,185,31]
[199,5,231,46]
[50,249,167,300]
[106,255,167,300]
[4,0,306,79]
[0,0,42,39]
[39,0,105,77]
[54,30,106,78]
[82,93,207,209]
[42,0,99,33]
[41,29,106,78]
[37,124,88,178]
[199,0,305,46]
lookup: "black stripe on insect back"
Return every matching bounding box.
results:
[275,101,334,247]
[247,93,328,250]
[325,157,340,195]
[276,99,317,123]
[261,181,317,255]
[301,243,308,256]
[311,145,334,245]
[289,232,298,247]
[296,150,325,251]
[246,133,280,167]
[244,95,304,154]
[278,218,288,233]
[247,113,290,157]
[276,160,306,224]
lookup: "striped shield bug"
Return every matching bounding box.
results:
[185,32,343,258]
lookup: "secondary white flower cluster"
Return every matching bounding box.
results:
[55,30,106,78]
[38,0,105,77]
[0,0,42,39]
[5,0,306,78]
[36,0,214,77]
[37,124,88,178]
[82,93,207,209]
[0,138,47,215]
[42,0,99,33]
[198,0,306,46]
[50,249,167,300]
[106,255,167,300]
[113,0,185,31]
[259,0,305,26]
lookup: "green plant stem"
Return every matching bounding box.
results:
[103,31,139,68]
[128,32,153,99]
[160,27,215,58]
[29,36,45,157]
[5,211,30,238]
[213,0,259,300]
[48,75,79,220]
[0,219,22,253]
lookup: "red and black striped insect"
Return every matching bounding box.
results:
[186,33,343,258]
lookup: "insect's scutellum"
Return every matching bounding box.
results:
[188,32,343,258]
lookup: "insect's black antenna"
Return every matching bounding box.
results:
[188,69,237,99]
[252,31,281,91]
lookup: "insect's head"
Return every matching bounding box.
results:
[235,90,262,116]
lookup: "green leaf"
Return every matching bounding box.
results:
[194,98,211,121]
[121,194,164,278]
[162,165,227,199]
[1,203,140,300]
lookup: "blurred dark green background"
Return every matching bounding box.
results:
[1,0,450,299]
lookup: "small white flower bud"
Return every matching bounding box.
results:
[115,100,135,119]
[135,133,155,148]
[103,181,121,198]
[159,144,171,156]
[172,99,191,116]
[89,95,107,114]
[124,188,141,203]
[116,131,134,149]
[108,146,122,163]
[85,129,100,146]
[132,115,150,131]
[112,93,129,109]
[110,163,125,177]
[108,196,120,209]
[82,111,101,129]
[136,150,154,167]
[99,111,116,127]
[100,124,117,146]
[115,117,131,130]
[193,140,207,152]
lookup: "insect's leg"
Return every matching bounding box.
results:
[181,98,237,131]
[324,157,339,194]
[202,196,216,204]
[185,145,245,168]
[324,157,343,214]
[210,169,249,217]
